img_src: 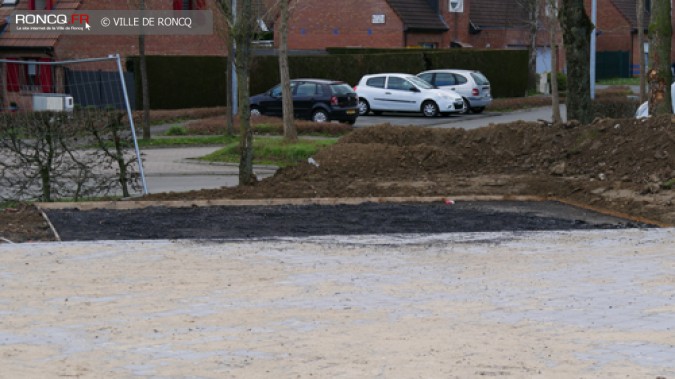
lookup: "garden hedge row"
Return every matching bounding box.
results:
[129,49,528,109]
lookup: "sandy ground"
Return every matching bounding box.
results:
[1,228,674,378]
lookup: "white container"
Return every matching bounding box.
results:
[32,94,74,112]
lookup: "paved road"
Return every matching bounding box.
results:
[141,147,276,195]
[354,105,567,129]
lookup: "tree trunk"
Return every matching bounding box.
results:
[234,0,256,185]
[559,0,593,124]
[548,0,561,125]
[279,0,296,141]
[139,0,151,140]
[527,0,540,93]
[226,32,235,136]
[637,0,646,103]
[647,0,672,115]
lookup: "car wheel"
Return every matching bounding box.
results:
[462,98,471,114]
[471,107,485,114]
[358,99,370,116]
[250,107,262,117]
[312,109,329,123]
[422,101,439,117]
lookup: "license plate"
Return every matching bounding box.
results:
[346,110,356,115]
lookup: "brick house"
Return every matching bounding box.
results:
[276,0,549,50]
[277,0,674,77]
[0,0,228,109]
[590,0,650,77]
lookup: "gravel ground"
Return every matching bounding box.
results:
[1,228,673,378]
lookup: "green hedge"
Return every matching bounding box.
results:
[424,50,528,98]
[130,49,528,109]
[127,56,228,110]
[250,53,428,95]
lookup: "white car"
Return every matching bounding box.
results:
[635,81,675,118]
[417,69,492,113]
[354,73,464,117]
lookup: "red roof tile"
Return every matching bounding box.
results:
[610,0,650,29]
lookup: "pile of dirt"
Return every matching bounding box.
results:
[0,203,54,243]
[2,114,673,242]
[145,115,675,225]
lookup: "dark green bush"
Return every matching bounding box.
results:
[548,72,567,92]
[165,125,188,136]
[592,97,639,119]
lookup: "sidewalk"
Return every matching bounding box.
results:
[138,146,277,194]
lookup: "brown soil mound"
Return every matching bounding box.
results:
[145,115,674,226]
[2,115,674,242]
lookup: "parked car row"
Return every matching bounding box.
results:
[249,70,492,123]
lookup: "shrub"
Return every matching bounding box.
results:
[185,115,353,137]
[548,72,567,92]
[165,125,188,136]
[592,97,640,119]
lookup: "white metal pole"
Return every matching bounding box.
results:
[590,0,597,99]
[115,53,149,195]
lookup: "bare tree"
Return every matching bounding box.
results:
[647,0,672,115]
[213,0,236,135]
[0,112,139,201]
[127,0,151,140]
[546,0,562,125]
[226,34,235,136]
[559,0,593,124]
[278,0,296,141]
[139,0,151,140]
[518,0,542,92]
[637,0,647,103]
[217,0,258,185]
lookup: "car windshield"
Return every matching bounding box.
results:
[330,83,354,95]
[407,76,434,89]
[471,72,490,85]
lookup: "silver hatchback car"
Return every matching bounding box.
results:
[417,69,492,113]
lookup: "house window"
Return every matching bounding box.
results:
[173,0,205,10]
[26,61,38,86]
[6,58,53,93]
[29,0,53,10]
[419,42,438,49]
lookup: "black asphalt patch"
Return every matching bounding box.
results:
[43,201,655,241]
